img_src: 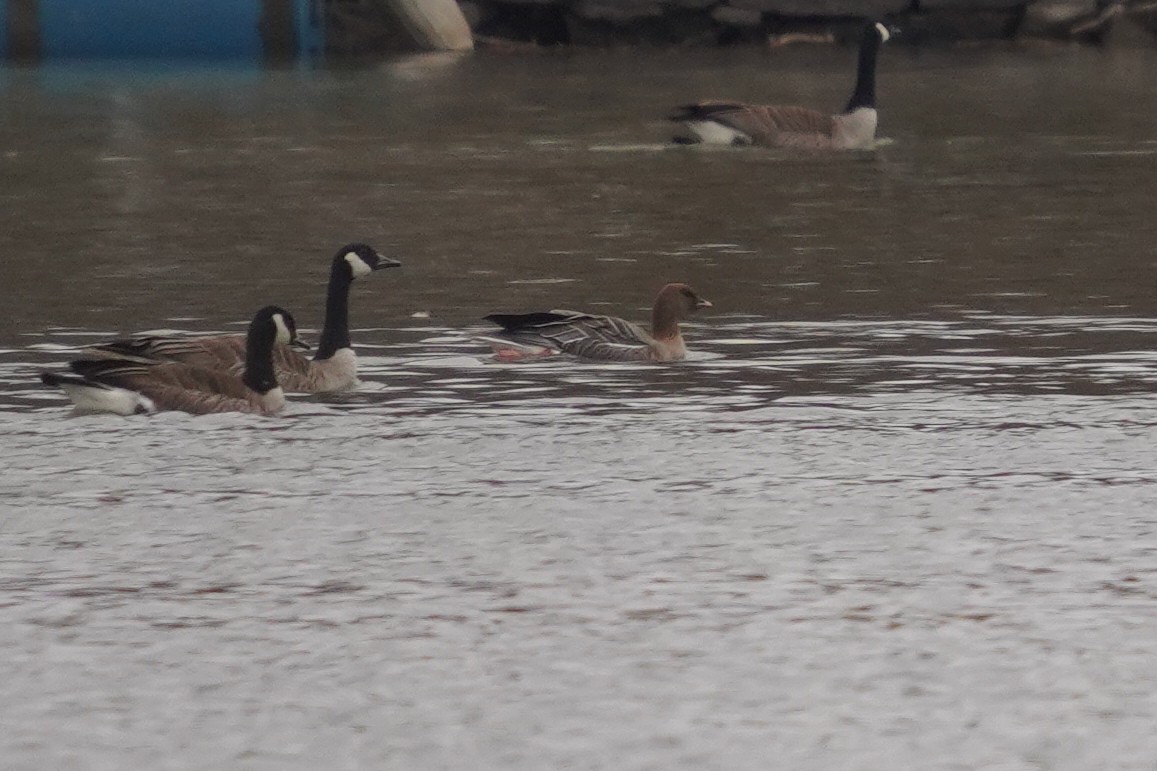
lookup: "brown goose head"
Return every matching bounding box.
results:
[652,283,712,339]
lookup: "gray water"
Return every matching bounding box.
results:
[2,45,1157,770]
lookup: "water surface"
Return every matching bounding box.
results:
[2,45,1157,770]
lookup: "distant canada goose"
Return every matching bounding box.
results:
[84,243,401,393]
[482,283,712,362]
[41,306,298,416]
[669,21,894,150]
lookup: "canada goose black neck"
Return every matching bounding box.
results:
[843,24,884,113]
[242,311,282,394]
[315,257,354,361]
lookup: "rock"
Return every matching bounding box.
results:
[727,0,911,15]
[712,6,764,27]
[918,0,1027,8]
[472,2,570,44]
[902,9,1025,41]
[384,0,475,50]
[768,30,837,46]
[1116,10,1157,45]
[458,1,485,29]
[460,0,1125,48]
[574,1,665,21]
[566,4,718,45]
[1019,0,1100,37]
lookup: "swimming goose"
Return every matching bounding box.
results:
[40,306,298,416]
[669,21,893,150]
[483,283,712,362]
[84,243,401,393]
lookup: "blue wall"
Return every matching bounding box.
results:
[42,0,263,59]
[5,0,323,61]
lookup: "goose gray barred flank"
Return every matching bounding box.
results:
[482,283,713,363]
[669,21,894,150]
[40,306,299,416]
[84,243,401,393]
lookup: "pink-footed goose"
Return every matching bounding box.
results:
[482,283,712,363]
[84,243,400,393]
[669,21,894,150]
[41,306,298,416]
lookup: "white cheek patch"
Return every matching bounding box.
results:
[272,313,293,344]
[875,23,890,42]
[344,252,374,278]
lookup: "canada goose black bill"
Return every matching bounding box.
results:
[669,21,894,151]
[83,243,401,394]
[41,306,299,416]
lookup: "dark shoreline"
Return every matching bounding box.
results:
[3,1,1155,63]
[457,0,1154,50]
[320,0,1157,58]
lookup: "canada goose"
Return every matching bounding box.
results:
[669,21,894,150]
[482,283,712,362]
[40,306,298,416]
[85,243,401,393]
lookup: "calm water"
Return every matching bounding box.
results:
[2,44,1157,770]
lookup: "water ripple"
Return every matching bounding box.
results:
[6,314,1157,419]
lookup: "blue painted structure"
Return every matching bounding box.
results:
[3,0,324,61]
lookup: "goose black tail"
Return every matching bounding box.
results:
[40,372,86,388]
[668,104,702,122]
[484,312,572,331]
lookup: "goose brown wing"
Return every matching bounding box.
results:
[70,358,254,400]
[128,382,267,415]
[67,358,273,414]
[89,336,313,386]
[269,342,316,388]
[485,311,654,361]
[87,334,247,370]
[675,101,835,143]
